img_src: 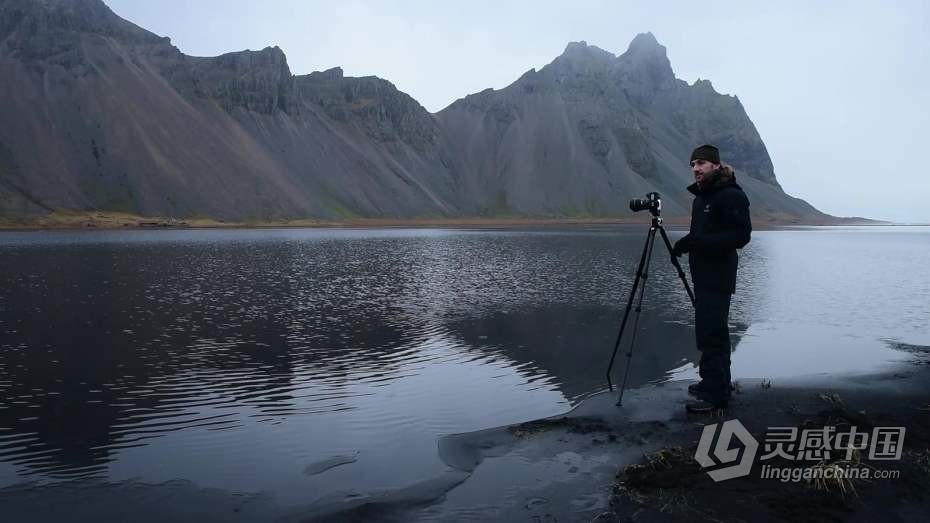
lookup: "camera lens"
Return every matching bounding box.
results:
[629,193,661,214]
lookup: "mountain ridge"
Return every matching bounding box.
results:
[0,0,830,223]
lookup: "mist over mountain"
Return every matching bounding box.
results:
[0,0,827,222]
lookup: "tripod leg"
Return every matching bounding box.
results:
[658,226,695,305]
[617,226,658,406]
[605,226,653,391]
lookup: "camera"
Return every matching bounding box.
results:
[629,192,661,214]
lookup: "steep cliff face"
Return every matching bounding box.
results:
[0,0,825,222]
[185,47,296,115]
[435,34,823,218]
[0,0,461,220]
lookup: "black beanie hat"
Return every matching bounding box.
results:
[690,144,721,165]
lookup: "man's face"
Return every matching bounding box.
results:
[690,159,719,184]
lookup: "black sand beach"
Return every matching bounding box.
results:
[306,350,930,522]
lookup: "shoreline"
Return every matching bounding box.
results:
[302,358,930,522]
[0,212,894,232]
[3,361,927,522]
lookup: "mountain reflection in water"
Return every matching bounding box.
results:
[0,226,925,506]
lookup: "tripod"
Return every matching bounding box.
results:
[605,210,695,406]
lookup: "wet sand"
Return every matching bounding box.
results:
[316,357,930,522]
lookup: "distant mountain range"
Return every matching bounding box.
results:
[0,0,832,223]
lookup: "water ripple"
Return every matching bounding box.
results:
[0,226,927,502]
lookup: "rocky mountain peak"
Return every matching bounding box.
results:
[535,40,619,98]
[183,46,295,115]
[626,32,663,54]
[295,67,438,149]
[12,0,113,23]
[306,66,344,81]
[692,78,717,92]
[619,32,672,73]
[1,0,160,45]
[553,40,616,68]
[210,46,292,77]
[615,32,676,98]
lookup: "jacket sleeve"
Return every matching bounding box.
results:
[692,189,752,250]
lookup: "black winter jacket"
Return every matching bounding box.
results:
[682,166,752,294]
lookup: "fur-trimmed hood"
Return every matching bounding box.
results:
[687,164,739,195]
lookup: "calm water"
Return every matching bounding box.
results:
[0,226,928,511]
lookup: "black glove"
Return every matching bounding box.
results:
[672,235,692,257]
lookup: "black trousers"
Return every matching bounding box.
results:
[694,287,732,404]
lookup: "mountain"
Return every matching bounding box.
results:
[0,0,461,221]
[0,0,828,223]
[436,35,822,218]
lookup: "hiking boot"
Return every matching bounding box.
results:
[687,382,705,396]
[685,399,728,413]
[688,381,735,397]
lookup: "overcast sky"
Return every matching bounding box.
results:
[107,0,929,223]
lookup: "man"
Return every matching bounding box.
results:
[672,144,752,413]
